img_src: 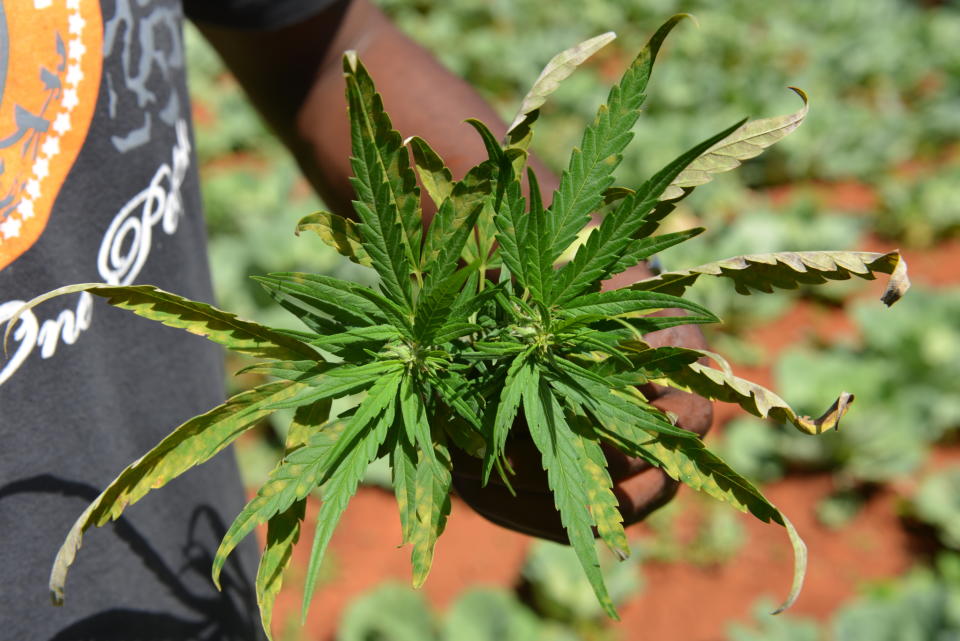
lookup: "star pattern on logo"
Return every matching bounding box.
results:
[40,136,61,158]
[66,64,84,86]
[32,158,50,180]
[18,200,36,221]
[62,89,79,111]
[68,13,85,34]
[67,39,86,60]
[0,217,23,241]
[52,113,71,135]
[26,179,42,200]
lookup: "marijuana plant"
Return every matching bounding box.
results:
[6,15,909,638]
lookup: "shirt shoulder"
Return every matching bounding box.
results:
[182,0,343,30]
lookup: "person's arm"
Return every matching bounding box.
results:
[193,0,711,541]
[194,0,556,225]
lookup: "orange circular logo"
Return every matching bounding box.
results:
[0,0,102,271]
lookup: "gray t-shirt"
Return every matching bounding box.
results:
[0,1,333,638]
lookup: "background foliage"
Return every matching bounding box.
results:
[184,0,960,637]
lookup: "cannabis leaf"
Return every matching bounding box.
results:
[296,210,371,266]
[551,118,747,304]
[255,400,329,640]
[343,53,421,308]
[633,250,910,306]
[522,374,619,619]
[659,87,810,201]
[49,380,313,604]
[656,360,856,435]
[547,15,691,267]
[4,283,318,361]
[506,31,617,142]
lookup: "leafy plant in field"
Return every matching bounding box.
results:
[830,554,960,641]
[522,540,642,625]
[338,582,581,641]
[5,17,911,637]
[907,466,960,551]
[339,543,638,641]
[874,162,960,248]
[727,599,822,641]
[729,554,960,641]
[640,493,747,566]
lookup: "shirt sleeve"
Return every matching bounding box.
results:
[183,0,345,30]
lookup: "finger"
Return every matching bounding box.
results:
[601,441,654,480]
[455,464,680,540]
[449,438,552,492]
[613,468,680,526]
[451,473,567,543]
[641,308,710,351]
[644,384,713,437]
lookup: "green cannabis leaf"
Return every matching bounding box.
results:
[5,15,913,638]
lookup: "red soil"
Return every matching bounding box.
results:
[264,471,934,641]
[267,490,532,638]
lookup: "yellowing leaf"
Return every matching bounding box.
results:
[573,423,629,560]
[300,372,401,620]
[213,369,401,590]
[411,436,453,588]
[257,502,305,641]
[49,380,308,605]
[642,436,808,614]
[407,136,454,209]
[506,31,617,140]
[596,407,807,615]
[632,250,910,307]
[660,87,809,201]
[5,283,318,361]
[391,428,419,544]
[256,401,330,640]
[655,361,855,435]
[296,211,371,266]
